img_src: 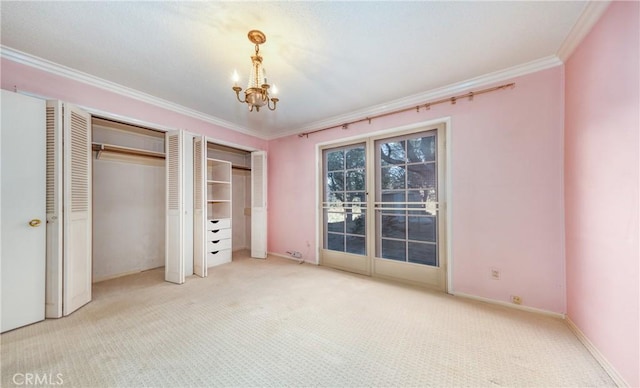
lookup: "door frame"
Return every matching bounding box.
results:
[316,117,453,293]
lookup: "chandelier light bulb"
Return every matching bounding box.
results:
[272,84,278,95]
[232,70,240,86]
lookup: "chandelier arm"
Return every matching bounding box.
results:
[268,97,279,111]
[232,87,247,103]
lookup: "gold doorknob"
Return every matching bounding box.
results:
[28,219,42,227]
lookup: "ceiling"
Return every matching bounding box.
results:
[1,1,587,139]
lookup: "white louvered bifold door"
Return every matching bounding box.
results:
[62,104,92,316]
[165,130,185,284]
[251,151,267,259]
[45,101,63,318]
[192,136,206,277]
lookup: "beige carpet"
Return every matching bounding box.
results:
[1,252,614,387]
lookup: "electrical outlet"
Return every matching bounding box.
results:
[511,295,522,305]
[288,251,302,259]
[490,268,500,280]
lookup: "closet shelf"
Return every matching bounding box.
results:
[92,143,165,159]
[207,199,231,203]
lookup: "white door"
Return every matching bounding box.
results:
[45,101,92,317]
[62,104,92,315]
[1,90,46,332]
[193,135,206,277]
[45,101,63,318]
[251,151,267,258]
[182,132,194,277]
[165,130,184,284]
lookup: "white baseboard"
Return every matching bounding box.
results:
[453,292,566,319]
[566,318,629,387]
[93,269,142,283]
[268,252,304,263]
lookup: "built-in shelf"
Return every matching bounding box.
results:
[206,158,232,221]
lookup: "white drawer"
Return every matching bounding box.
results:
[207,249,232,267]
[207,228,231,240]
[207,238,232,252]
[206,218,231,230]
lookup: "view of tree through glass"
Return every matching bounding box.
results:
[377,133,438,266]
[323,131,438,267]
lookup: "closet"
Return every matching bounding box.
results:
[3,93,268,329]
[204,158,233,266]
[187,140,264,280]
[207,143,252,253]
[91,118,165,283]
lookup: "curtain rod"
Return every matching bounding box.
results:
[298,82,516,138]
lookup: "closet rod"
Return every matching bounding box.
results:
[232,165,251,171]
[298,82,516,138]
[91,143,166,159]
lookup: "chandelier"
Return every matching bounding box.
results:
[232,30,279,112]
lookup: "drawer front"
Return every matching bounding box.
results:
[206,218,231,230]
[207,239,232,252]
[207,228,231,240]
[207,249,232,267]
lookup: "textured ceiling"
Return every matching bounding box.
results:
[0,1,586,139]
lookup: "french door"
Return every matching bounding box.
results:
[320,124,446,290]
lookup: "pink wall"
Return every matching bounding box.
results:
[0,59,267,150]
[564,2,639,386]
[269,67,566,314]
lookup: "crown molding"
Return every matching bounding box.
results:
[271,55,562,140]
[2,45,564,142]
[0,45,269,140]
[557,1,611,62]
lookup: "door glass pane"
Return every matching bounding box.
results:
[346,213,365,235]
[327,150,344,171]
[381,215,405,239]
[380,141,406,166]
[408,242,437,265]
[346,147,365,169]
[346,236,365,255]
[376,130,439,267]
[327,233,344,251]
[323,144,366,256]
[407,163,435,189]
[381,166,405,189]
[381,239,405,261]
[408,216,436,242]
[347,192,366,205]
[327,171,344,192]
[407,136,436,163]
[346,169,365,191]
[326,211,344,232]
